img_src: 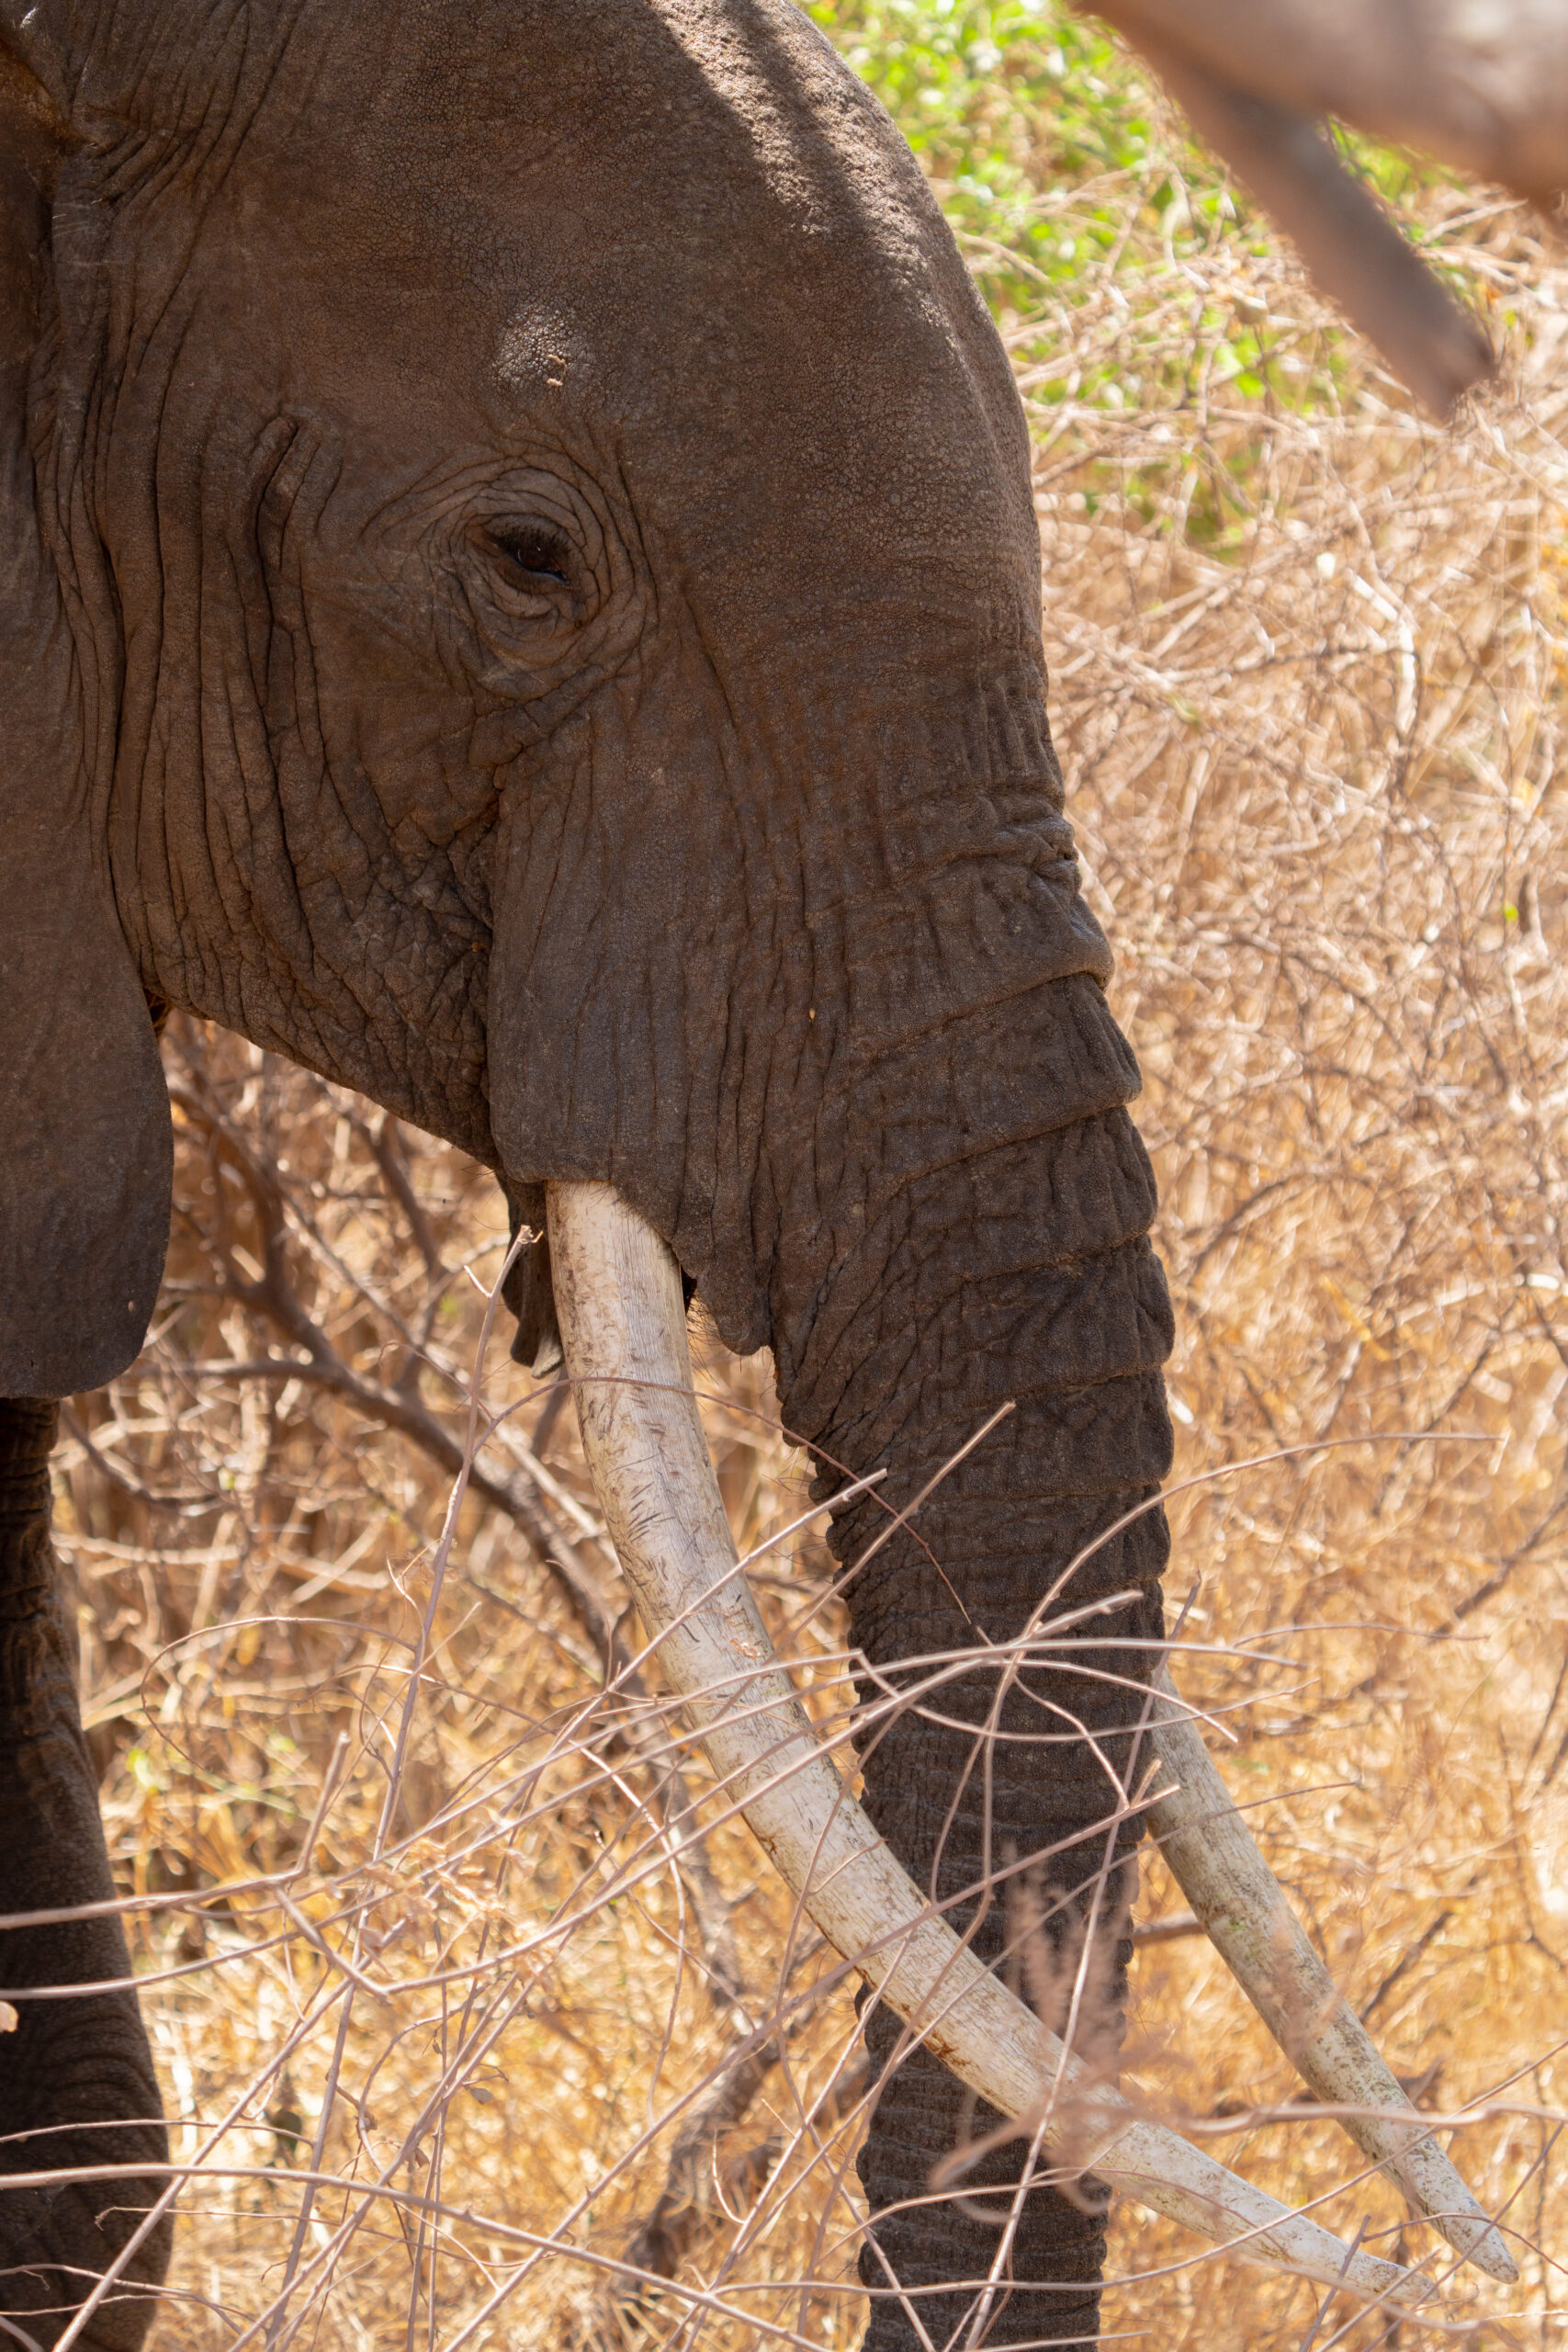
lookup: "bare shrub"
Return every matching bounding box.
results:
[1026,125,1568,2352]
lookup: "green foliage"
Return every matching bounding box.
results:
[807,1,1155,267]
[807,0,1321,440]
[807,0,1479,455]
[808,0,1221,295]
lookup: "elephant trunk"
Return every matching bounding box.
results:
[523,656,1179,2339]
[773,991,1174,2348]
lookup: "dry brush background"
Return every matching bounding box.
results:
[47,17,1568,2349]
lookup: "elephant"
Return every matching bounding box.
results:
[0,1,1528,2345]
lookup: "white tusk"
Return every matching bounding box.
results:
[1145,1674,1517,2281]
[546,1181,1432,2308]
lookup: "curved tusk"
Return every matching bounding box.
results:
[546,1181,1431,2308]
[1145,1676,1517,2281]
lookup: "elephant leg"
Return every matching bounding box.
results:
[0,1401,171,2352]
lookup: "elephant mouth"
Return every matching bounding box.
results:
[545,1181,1517,2301]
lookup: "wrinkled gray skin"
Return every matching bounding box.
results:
[0,3,1172,2344]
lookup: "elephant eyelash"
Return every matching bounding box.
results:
[484,521,575,591]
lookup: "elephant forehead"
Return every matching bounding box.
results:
[289,0,1006,442]
[619,0,931,252]
[334,0,929,253]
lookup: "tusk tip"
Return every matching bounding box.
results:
[1454,2225,1518,2286]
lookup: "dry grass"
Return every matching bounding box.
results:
[48,72,1568,2352]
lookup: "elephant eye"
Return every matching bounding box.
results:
[460,500,604,665]
[484,520,574,592]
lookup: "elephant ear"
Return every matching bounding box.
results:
[0,40,172,1398]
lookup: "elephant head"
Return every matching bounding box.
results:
[0,2,1512,2344]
